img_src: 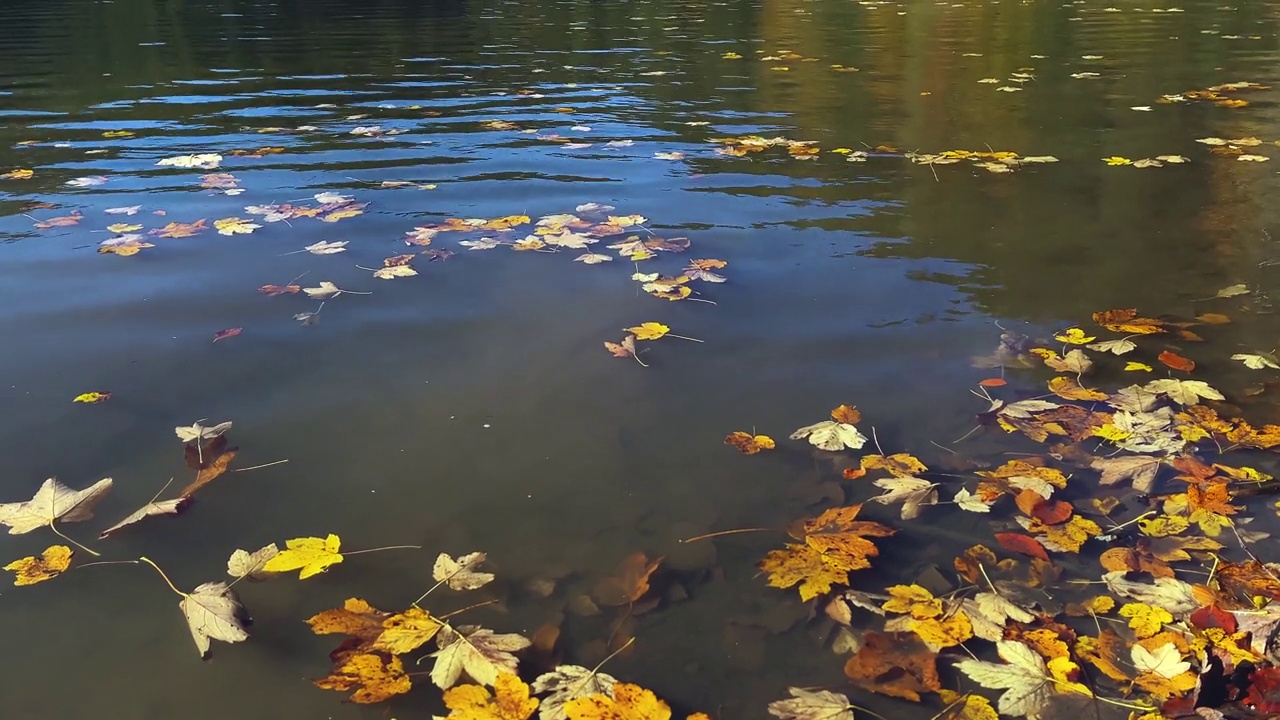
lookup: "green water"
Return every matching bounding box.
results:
[1,0,1279,717]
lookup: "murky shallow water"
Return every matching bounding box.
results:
[2,0,1280,718]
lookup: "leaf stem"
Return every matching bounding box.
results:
[50,523,101,557]
[138,556,187,597]
[342,544,422,557]
[666,333,704,343]
[438,599,499,621]
[233,459,290,473]
[679,527,773,543]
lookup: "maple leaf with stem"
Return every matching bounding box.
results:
[443,673,540,720]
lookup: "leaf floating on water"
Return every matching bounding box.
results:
[153,219,208,238]
[444,673,540,720]
[106,222,142,234]
[790,405,867,451]
[178,448,237,497]
[1233,353,1280,370]
[1157,350,1195,372]
[213,217,260,235]
[258,284,300,296]
[226,543,281,581]
[1,168,34,180]
[65,175,107,187]
[433,551,496,590]
[373,264,417,279]
[315,651,412,703]
[3,545,73,586]
[262,534,343,579]
[33,212,83,229]
[1216,283,1250,298]
[563,682,680,720]
[430,623,532,689]
[724,431,776,455]
[99,497,190,538]
[306,597,391,640]
[533,666,616,720]
[99,236,155,256]
[212,327,242,343]
[372,607,444,654]
[105,205,142,215]
[179,581,250,658]
[0,478,113,534]
[1054,328,1095,345]
[870,478,938,520]
[574,252,612,265]
[1086,338,1136,355]
[175,421,232,444]
[954,640,1088,718]
[73,391,111,404]
[303,240,348,254]
[1143,378,1223,405]
[157,153,223,169]
[767,687,855,720]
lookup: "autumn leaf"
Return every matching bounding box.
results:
[1048,376,1108,401]
[593,551,663,606]
[861,453,926,477]
[303,240,348,254]
[1030,348,1093,374]
[444,673,539,720]
[995,533,1049,560]
[790,407,867,451]
[724,432,776,455]
[1233,353,1280,370]
[759,544,853,601]
[564,683,677,720]
[179,581,250,658]
[178,447,237,497]
[1088,338,1136,355]
[843,631,941,701]
[315,651,412,703]
[175,422,233,446]
[73,391,111,404]
[434,552,496,590]
[532,666,618,720]
[430,623,531,688]
[1120,603,1174,638]
[213,217,261,236]
[626,322,669,341]
[955,640,1089,718]
[1092,455,1162,493]
[1,169,34,180]
[153,219,208,238]
[1158,350,1195,372]
[226,543,280,581]
[212,328,241,343]
[307,598,391,641]
[157,153,222,169]
[4,545,73,586]
[767,687,855,720]
[99,497,190,538]
[258,284,300,296]
[870,477,938,519]
[0,477,113,534]
[1144,378,1223,405]
[936,691,999,720]
[604,336,643,364]
[372,607,443,654]
[99,237,155,256]
[262,534,343,578]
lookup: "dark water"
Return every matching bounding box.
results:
[1,0,1280,718]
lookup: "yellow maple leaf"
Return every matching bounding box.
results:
[801,504,895,570]
[1120,603,1173,638]
[882,584,942,619]
[321,207,364,223]
[1046,656,1093,696]
[1133,670,1197,701]
[1139,515,1190,537]
[1092,423,1131,442]
[1083,596,1115,614]
[314,652,412,704]
[73,391,111,404]
[1125,362,1154,372]
[1032,515,1101,553]
[626,322,669,341]
[3,545,73,586]
[1103,156,1133,166]
[758,544,848,601]
[372,607,442,654]
[306,598,390,640]
[1054,328,1096,344]
[861,453,927,477]
[1190,508,1232,536]
[566,683,670,720]
[2,169,34,180]
[443,673,539,720]
[1048,376,1109,401]
[106,222,143,234]
[937,690,998,720]
[213,217,261,235]
[910,612,973,650]
[263,534,343,579]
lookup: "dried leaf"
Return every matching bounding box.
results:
[0,478,113,534]
[180,581,249,658]
[767,687,855,720]
[315,652,412,703]
[724,432,776,455]
[226,543,281,581]
[373,607,444,654]
[306,598,390,641]
[843,631,941,701]
[443,673,539,720]
[178,448,238,497]
[430,624,532,689]
[532,666,618,720]
[434,552,496,590]
[3,545,73,586]
[99,497,190,538]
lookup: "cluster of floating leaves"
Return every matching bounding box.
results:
[712,287,1280,719]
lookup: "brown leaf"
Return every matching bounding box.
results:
[592,552,663,606]
[830,405,862,424]
[1014,490,1072,525]
[99,497,191,538]
[179,449,238,498]
[843,631,941,701]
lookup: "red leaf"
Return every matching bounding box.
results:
[979,378,1007,387]
[212,327,242,343]
[1158,350,1195,372]
[1189,604,1238,633]
[1246,666,1280,712]
[995,532,1049,561]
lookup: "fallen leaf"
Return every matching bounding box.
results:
[1119,602,1174,638]
[533,666,617,720]
[431,624,532,688]
[306,598,391,641]
[175,420,233,444]
[226,543,281,581]
[99,497,190,538]
[179,581,249,658]
[1144,378,1224,405]
[153,219,208,238]
[1048,376,1108,401]
[213,217,261,236]
[304,240,348,254]
[1233,353,1280,370]
[1131,642,1189,678]
[373,607,444,654]
[604,336,640,361]
[212,328,242,343]
[443,673,540,720]
[106,223,143,234]
[434,552,495,590]
[177,448,237,497]
[1158,350,1195,372]
[157,153,223,170]
[955,640,1087,718]
[0,478,113,534]
[315,651,412,703]
[564,683,673,720]
[1092,455,1161,493]
[73,391,111,404]
[724,432,776,455]
[593,552,663,606]
[3,545,73,586]
[373,265,417,279]
[626,322,670,341]
[870,477,938,520]
[1087,339,1136,355]
[1,169,34,180]
[1217,283,1250,298]
[995,533,1049,560]
[258,284,300,296]
[790,408,867,451]
[1054,328,1096,345]
[843,631,941,701]
[767,687,855,720]
[262,534,343,579]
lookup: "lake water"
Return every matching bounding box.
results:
[2,0,1280,718]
